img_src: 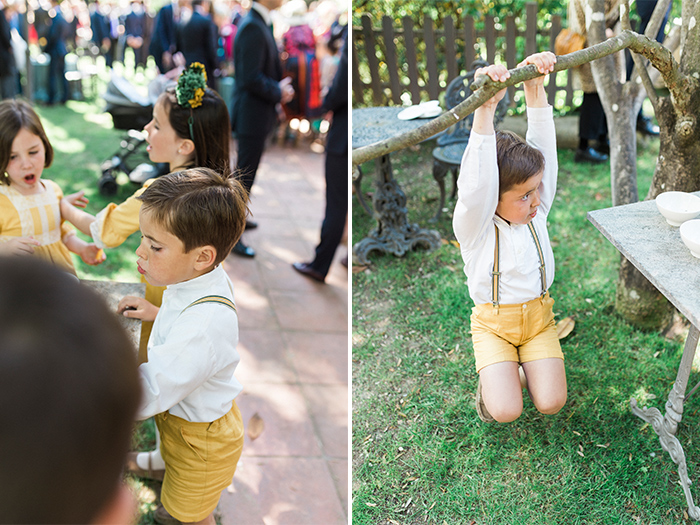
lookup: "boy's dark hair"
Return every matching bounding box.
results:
[160,87,231,177]
[0,256,141,523]
[0,99,54,182]
[137,168,249,265]
[496,130,545,196]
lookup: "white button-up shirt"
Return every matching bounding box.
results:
[138,264,242,422]
[453,106,558,306]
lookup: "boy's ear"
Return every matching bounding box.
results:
[193,245,217,270]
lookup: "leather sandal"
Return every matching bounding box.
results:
[154,504,181,525]
[125,451,165,481]
[475,377,494,423]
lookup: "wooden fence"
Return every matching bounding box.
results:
[352,3,575,109]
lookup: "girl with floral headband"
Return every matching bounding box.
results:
[61,64,246,490]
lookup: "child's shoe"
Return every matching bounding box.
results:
[475,377,494,423]
[519,365,528,390]
[125,451,165,481]
[154,504,181,525]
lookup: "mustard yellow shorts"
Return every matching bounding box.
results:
[470,292,564,372]
[156,401,244,522]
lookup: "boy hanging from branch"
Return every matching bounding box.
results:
[453,52,567,423]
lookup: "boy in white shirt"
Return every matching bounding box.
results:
[453,52,567,424]
[118,167,249,524]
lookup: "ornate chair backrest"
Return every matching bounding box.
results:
[437,59,510,147]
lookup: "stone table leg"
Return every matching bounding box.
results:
[352,154,441,266]
[630,325,700,521]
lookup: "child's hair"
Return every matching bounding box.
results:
[137,167,249,265]
[496,130,545,196]
[159,86,231,177]
[0,99,54,183]
[0,256,141,523]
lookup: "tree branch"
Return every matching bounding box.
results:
[353,33,636,169]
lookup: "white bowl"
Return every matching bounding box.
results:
[655,191,700,226]
[680,219,700,258]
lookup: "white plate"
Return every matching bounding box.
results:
[397,101,442,120]
[397,105,426,120]
[418,106,441,118]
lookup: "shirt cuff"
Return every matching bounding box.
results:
[526,105,553,122]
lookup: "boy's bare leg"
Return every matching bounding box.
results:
[479,361,523,422]
[521,358,567,415]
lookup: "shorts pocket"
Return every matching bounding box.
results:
[180,427,208,463]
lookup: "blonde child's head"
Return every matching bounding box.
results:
[0,99,54,186]
[137,167,249,268]
[495,130,545,196]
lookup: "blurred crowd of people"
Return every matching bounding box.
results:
[0,0,347,111]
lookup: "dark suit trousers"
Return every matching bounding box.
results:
[235,134,267,196]
[311,150,348,277]
[578,92,607,142]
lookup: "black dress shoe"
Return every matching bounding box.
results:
[596,139,610,155]
[637,115,660,136]
[245,220,258,230]
[292,262,326,283]
[232,240,255,258]
[575,147,609,164]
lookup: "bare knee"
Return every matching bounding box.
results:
[534,391,567,415]
[488,400,523,423]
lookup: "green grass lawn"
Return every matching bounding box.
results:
[352,130,700,524]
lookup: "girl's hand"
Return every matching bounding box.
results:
[1,236,41,255]
[64,190,89,209]
[474,64,510,108]
[518,52,557,90]
[118,296,159,322]
[80,244,106,266]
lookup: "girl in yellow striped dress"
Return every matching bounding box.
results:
[0,99,105,275]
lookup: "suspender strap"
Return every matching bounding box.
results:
[527,222,547,298]
[491,222,547,307]
[491,224,500,308]
[183,295,237,313]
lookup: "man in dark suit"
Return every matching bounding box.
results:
[149,0,188,73]
[45,0,69,104]
[0,0,17,99]
[292,27,348,283]
[89,2,111,66]
[124,0,147,72]
[176,0,217,85]
[231,0,294,258]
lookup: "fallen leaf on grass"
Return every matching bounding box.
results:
[556,317,575,339]
[352,265,368,273]
[247,412,265,441]
[365,502,377,507]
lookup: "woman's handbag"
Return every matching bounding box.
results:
[554,28,585,56]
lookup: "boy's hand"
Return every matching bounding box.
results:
[118,296,159,322]
[474,64,510,109]
[518,52,556,108]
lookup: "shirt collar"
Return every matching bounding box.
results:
[251,1,272,26]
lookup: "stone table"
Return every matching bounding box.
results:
[352,106,441,265]
[82,280,146,355]
[588,194,700,520]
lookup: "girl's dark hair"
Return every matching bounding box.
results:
[0,99,54,183]
[495,130,545,195]
[160,87,231,177]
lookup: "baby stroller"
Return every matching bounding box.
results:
[98,75,169,195]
